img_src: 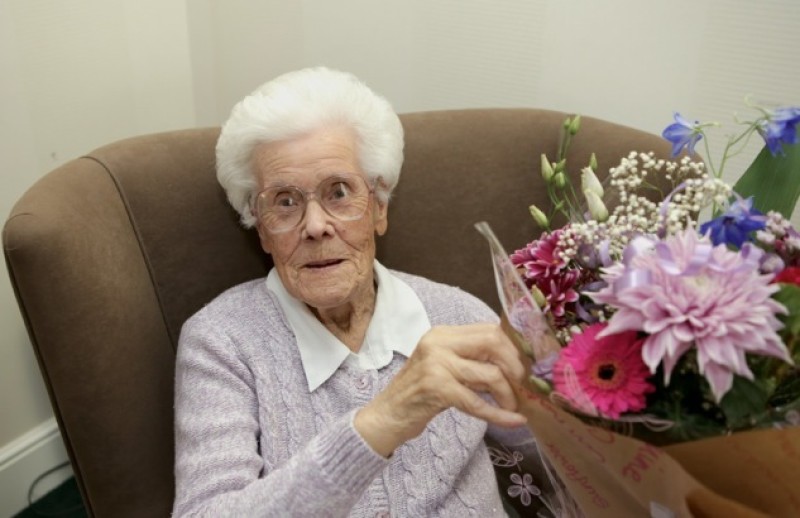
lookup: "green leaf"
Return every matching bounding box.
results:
[769,370,800,408]
[719,376,769,427]
[732,142,800,219]
[772,283,800,336]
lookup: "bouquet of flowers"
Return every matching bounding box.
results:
[515,105,800,443]
[480,103,800,516]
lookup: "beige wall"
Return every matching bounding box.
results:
[193,0,800,185]
[1,0,195,447]
[1,0,799,489]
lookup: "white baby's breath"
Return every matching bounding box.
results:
[556,152,731,264]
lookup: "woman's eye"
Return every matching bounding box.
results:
[274,192,299,208]
[329,182,350,199]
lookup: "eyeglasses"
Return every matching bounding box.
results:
[254,174,374,234]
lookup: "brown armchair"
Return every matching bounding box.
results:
[3,109,672,517]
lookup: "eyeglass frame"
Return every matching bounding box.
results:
[251,173,377,234]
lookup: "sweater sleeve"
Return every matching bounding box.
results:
[172,315,388,517]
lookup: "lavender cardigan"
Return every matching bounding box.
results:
[173,270,530,517]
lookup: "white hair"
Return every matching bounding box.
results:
[215,67,405,228]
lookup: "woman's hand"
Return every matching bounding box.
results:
[354,323,527,457]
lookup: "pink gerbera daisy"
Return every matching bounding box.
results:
[553,323,655,419]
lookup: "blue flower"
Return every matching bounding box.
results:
[662,113,703,157]
[699,197,767,248]
[758,106,800,156]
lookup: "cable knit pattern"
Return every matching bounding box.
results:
[173,270,516,517]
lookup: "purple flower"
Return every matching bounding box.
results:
[758,106,800,156]
[531,352,558,381]
[662,112,703,157]
[699,196,767,248]
[592,229,792,402]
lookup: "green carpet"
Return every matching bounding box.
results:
[11,475,520,517]
[14,477,87,518]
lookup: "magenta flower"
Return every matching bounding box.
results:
[512,230,581,319]
[511,230,567,281]
[553,323,655,419]
[593,229,793,402]
[540,269,580,318]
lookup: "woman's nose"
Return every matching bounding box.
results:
[301,199,334,238]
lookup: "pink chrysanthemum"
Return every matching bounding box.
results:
[540,269,580,318]
[594,228,793,402]
[553,323,655,419]
[511,229,581,319]
[511,230,567,281]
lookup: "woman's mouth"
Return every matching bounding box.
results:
[305,259,344,270]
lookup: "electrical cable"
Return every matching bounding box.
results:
[26,461,85,516]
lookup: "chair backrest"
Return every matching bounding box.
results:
[3,108,672,517]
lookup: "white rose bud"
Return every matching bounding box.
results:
[584,189,609,222]
[528,375,552,395]
[581,166,604,198]
[530,285,547,308]
[541,154,554,182]
[529,204,549,228]
[568,115,581,135]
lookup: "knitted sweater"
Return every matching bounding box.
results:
[173,270,529,517]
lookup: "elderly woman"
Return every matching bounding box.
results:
[173,67,542,517]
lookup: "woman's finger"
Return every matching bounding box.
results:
[420,324,525,383]
[446,355,519,413]
[443,379,528,428]
[356,323,529,456]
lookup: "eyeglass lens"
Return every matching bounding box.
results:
[257,175,371,232]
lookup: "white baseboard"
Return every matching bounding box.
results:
[0,418,73,517]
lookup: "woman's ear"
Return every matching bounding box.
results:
[373,199,389,236]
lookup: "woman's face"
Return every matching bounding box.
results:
[252,126,388,312]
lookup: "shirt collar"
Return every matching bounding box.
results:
[266,260,431,392]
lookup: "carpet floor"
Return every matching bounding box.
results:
[14,477,87,518]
